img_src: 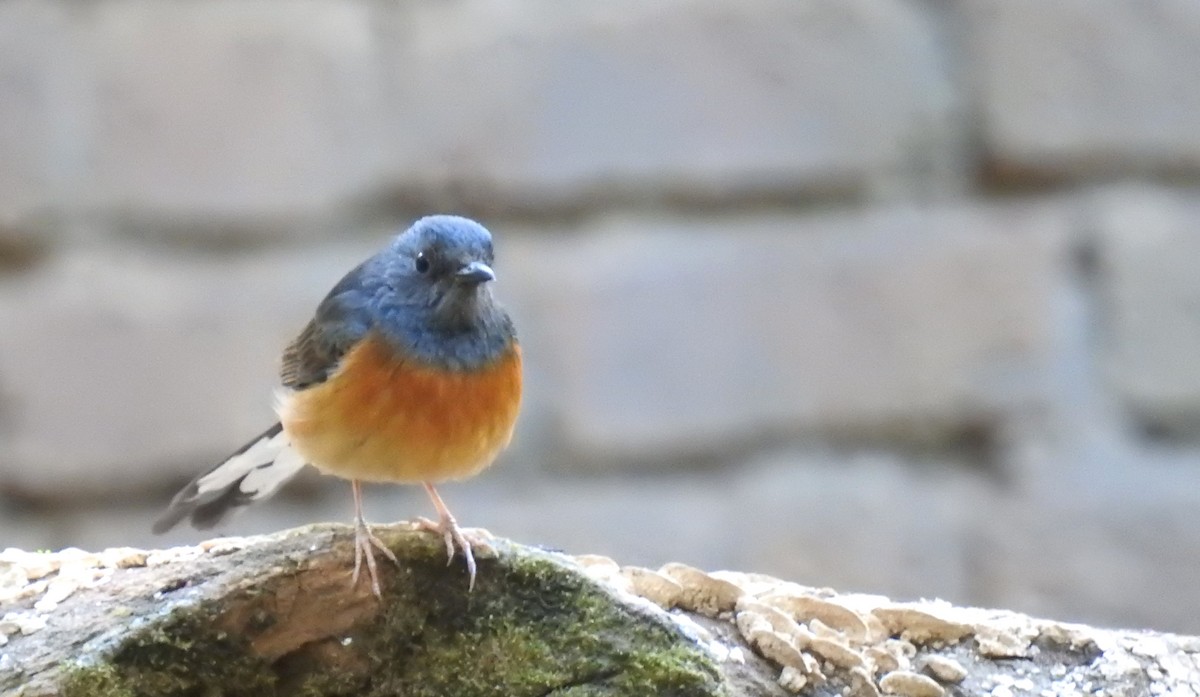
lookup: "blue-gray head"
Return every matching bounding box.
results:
[363,216,514,363]
[392,215,497,288]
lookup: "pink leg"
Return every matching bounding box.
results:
[415,482,478,591]
[350,479,399,598]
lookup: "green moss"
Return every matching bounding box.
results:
[347,545,724,697]
[61,603,275,697]
[61,663,136,697]
[57,536,724,697]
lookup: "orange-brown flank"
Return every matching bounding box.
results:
[279,333,522,483]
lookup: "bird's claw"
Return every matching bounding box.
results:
[351,520,400,598]
[414,515,481,591]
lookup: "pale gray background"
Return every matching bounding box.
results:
[3,0,1200,633]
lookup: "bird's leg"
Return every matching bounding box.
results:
[415,482,478,590]
[350,479,399,598]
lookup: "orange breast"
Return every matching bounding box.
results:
[278,334,522,484]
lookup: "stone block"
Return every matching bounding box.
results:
[727,451,977,603]
[965,0,1200,179]
[379,0,958,206]
[1,0,964,223]
[522,204,1068,463]
[0,236,381,497]
[974,464,1200,635]
[1091,186,1200,433]
[0,1,76,226]
[82,0,388,220]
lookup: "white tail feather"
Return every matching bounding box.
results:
[236,440,308,501]
[154,423,309,533]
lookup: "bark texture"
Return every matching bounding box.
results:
[1,525,1196,696]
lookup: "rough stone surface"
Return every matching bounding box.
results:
[83,0,389,221]
[728,452,978,606]
[529,204,1066,462]
[377,0,958,207]
[966,0,1200,179]
[977,480,1200,636]
[0,1,75,227]
[1091,186,1200,434]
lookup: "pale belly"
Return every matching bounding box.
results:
[277,334,522,484]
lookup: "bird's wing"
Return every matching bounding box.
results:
[280,260,378,390]
[280,318,348,389]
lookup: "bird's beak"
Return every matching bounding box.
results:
[455,261,495,285]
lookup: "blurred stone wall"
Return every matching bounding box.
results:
[3,0,1200,632]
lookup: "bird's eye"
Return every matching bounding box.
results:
[415,252,430,274]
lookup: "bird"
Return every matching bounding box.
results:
[153,215,522,596]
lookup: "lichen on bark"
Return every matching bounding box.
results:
[45,527,724,697]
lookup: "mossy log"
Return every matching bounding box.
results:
[1,525,1197,697]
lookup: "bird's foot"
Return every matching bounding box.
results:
[413,514,489,591]
[351,518,400,598]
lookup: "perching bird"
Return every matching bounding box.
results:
[153,215,522,596]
